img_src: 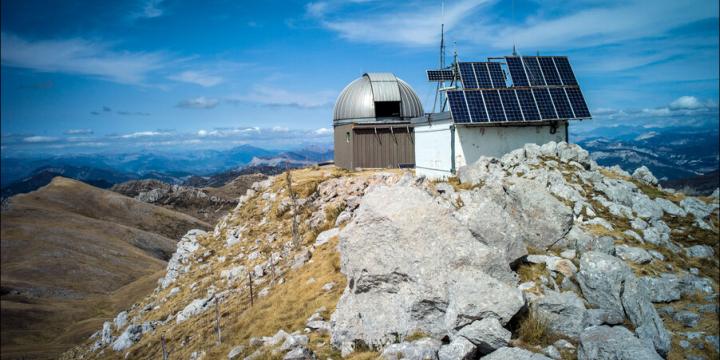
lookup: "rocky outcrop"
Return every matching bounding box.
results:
[331,184,523,349]
[578,325,662,360]
[576,252,670,356]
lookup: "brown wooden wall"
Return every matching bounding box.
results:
[352,126,414,168]
[333,124,354,169]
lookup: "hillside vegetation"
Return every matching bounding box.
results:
[1,177,210,359]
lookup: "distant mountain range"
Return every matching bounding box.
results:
[2,125,717,198]
[573,125,719,194]
[1,145,334,199]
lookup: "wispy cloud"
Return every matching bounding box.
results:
[118,130,172,138]
[64,129,94,135]
[576,95,719,132]
[0,32,167,85]
[489,0,718,50]
[23,136,59,143]
[228,85,335,109]
[312,0,492,46]
[176,96,220,109]
[168,70,224,87]
[138,0,165,19]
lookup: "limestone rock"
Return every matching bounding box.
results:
[456,317,510,354]
[685,245,714,258]
[483,347,552,360]
[615,245,652,264]
[632,166,658,185]
[314,227,339,247]
[381,338,441,360]
[575,235,614,256]
[639,274,682,303]
[331,185,521,349]
[438,336,476,360]
[159,229,206,289]
[621,277,671,356]
[577,252,670,356]
[577,252,631,320]
[531,290,586,340]
[227,345,244,359]
[283,346,316,360]
[577,326,662,360]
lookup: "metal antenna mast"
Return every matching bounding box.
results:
[432,1,446,113]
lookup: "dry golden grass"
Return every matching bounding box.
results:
[65,168,392,360]
[445,176,482,191]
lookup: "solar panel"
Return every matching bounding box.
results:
[465,90,488,122]
[523,57,546,86]
[487,63,506,88]
[459,62,477,88]
[472,63,493,88]
[447,90,471,123]
[565,87,591,118]
[499,90,523,121]
[539,57,562,86]
[549,88,574,118]
[516,89,541,120]
[427,69,454,81]
[553,57,578,86]
[482,90,506,121]
[532,88,557,119]
[506,57,529,86]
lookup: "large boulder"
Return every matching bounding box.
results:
[454,185,528,264]
[576,252,630,320]
[621,277,671,356]
[456,317,510,354]
[531,290,586,340]
[632,166,658,185]
[578,326,662,360]
[576,252,670,356]
[331,185,523,350]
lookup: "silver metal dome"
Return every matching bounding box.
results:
[333,72,424,125]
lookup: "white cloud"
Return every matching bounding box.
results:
[140,0,165,18]
[491,0,718,50]
[177,96,220,109]
[314,127,332,135]
[316,0,492,46]
[119,131,170,138]
[229,85,335,109]
[0,32,167,85]
[168,70,224,87]
[305,2,330,17]
[23,136,59,143]
[272,126,290,132]
[642,107,671,117]
[63,129,94,135]
[669,96,704,110]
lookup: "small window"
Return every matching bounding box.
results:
[345,132,350,143]
[375,101,401,118]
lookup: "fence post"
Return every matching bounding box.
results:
[215,298,222,345]
[248,272,254,307]
[161,334,168,360]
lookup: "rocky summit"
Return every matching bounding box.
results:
[62,141,718,360]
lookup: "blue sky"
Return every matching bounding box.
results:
[1,0,718,156]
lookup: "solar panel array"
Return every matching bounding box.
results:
[458,62,507,89]
[444,56,591,123]
[426,69,455,81]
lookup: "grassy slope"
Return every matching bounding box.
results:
[1,177,211,359]
[66,167,387,360]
